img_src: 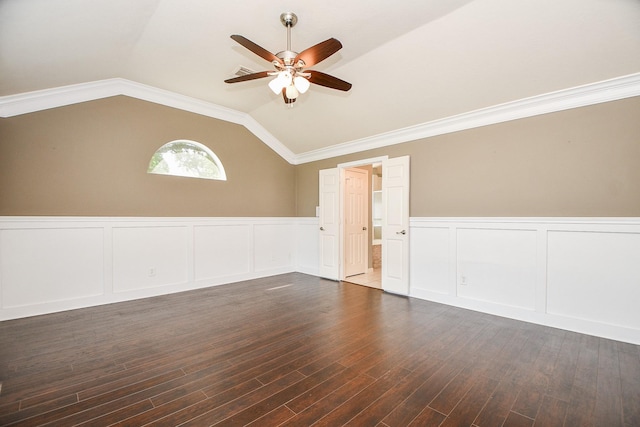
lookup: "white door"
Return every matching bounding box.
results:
[382,156,410,295]
[318,168,340,280]
[343,168,368,277]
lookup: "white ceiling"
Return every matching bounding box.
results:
[1,0,639,156]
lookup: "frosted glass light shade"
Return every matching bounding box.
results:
[268,71,293,95]
[268,77,284,94]
[293,76,310,93]
[286,84,299,99]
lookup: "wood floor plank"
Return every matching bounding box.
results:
[454,320,520,381]
[311,366,412,426]
[429,367,481,416]
[503,410,534,427]
[0,393,78,426]
[153,371,305,426]
[14,369,186,426]
[406,407,446,426]
[74,399,155,426]
[439,374,498,427]
[278,373,375,426]
[254,335,346,384]
[478,323,530,382]
[594,338,625,426]
[288,366,363,414]
[209,362,346,425]
[617,341,640,426]
[0,401,20,418]
[545,331,581,401]
[381,361,462,426]
[511,388,544,421]
[531,395,567,427]
[343,355,445,426]
[472,374,521,427]
[245,404,296,426]
[1,361,126,408]
[111,391,208,427]
[146,378,262,426]
[563,334,599,427]
[0,272,636,427]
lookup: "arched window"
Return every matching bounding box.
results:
[148,140,226,181]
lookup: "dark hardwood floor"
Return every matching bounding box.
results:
[1,273,638,426]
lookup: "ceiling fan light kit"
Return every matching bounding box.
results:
[225,12,352,105]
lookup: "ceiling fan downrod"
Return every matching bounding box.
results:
[277,12,298,67]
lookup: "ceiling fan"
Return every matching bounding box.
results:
[224,12,352,105]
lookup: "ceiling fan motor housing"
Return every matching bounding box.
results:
[275,51,302,67]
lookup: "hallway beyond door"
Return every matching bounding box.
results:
[343,268,381,289]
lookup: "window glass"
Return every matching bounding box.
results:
[148,140,226,181]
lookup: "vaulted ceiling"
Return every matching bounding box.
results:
[1,0,639,161]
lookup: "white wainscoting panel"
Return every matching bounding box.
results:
[410,227,451,295]
[457,228,537,310]
[0,227,104,308]
[3,216,640,344]
[254,223,295,273]
[547,230,640,331]
[295,218,320,276]
[194,224,252,283]
[410,218,640,344]
[112,226,189,293]
[0,217,304,321]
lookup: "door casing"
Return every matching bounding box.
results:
[336,157,388,281]
[319,155,410,293]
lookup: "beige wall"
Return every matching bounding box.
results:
[0,96,296,217]
[2,96,639,218]
[295,97,640,217]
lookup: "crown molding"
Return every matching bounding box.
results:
[0,78,297,164]
[294,72,640,164]
[1,74,638,166]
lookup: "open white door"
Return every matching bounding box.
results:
[382,156,410,295]
[343,168,368,277]
[318,168,340,280]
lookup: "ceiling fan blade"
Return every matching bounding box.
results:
[224,71,271,84]
[230,35,283,65]
[307,70,352,92]
[294,38,342,67]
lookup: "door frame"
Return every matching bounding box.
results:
[336,156,389,281]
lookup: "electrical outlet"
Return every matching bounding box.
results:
[460,275,468,285]
[148,268,156,277]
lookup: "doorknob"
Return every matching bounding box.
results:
[320,227,325,231]
[362,227,367,231]
[396,229,406,235]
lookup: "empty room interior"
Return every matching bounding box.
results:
[1,1,640,426]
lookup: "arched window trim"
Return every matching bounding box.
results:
[147,139,227,181]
